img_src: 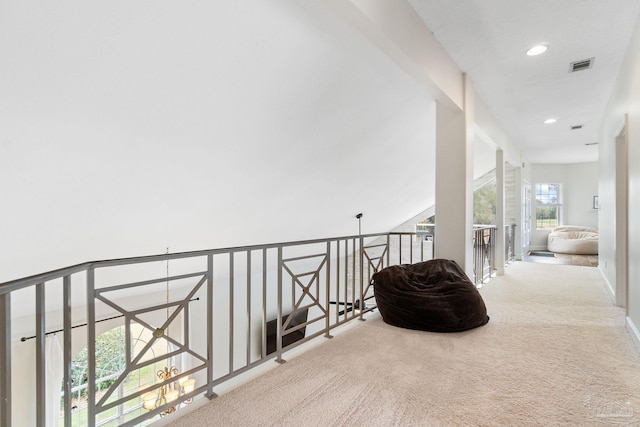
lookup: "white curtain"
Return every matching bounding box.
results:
[168,342,179,370]
[45,334,64,427]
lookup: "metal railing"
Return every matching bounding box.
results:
[0,232,433,427]
[415,223,435,242]
[505,224,516,263]
[473,225,496,284]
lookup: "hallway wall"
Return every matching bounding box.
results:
[599,15,640,336]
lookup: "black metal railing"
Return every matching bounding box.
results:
[505,224,516,263]
[0,232,433,427]
[473,225,496,284]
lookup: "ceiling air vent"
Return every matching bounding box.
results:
[585,142,598,146]
[569,57,595,72]
[570,125,583,130]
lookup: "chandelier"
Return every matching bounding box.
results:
[142,366,196,416]
[141,255,197,416]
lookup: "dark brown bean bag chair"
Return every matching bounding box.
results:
[372,259,489,332]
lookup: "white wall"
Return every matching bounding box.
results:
[0,0,436,283]
[598,16,640,334]
[565,163,600,229]
[530,162,598,249]
[474,94,524,168]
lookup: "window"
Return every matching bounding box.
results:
[473,182,496,225]
[63,324,171,426]
[535,183,562,229]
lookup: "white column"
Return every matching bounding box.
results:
[495,150,505,275]
[513,166,524,260]
[435,74,474,276]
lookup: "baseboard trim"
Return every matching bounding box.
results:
[626,317,640,350]
[598,265,615,304]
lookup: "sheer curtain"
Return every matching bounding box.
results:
[45,334,64,427]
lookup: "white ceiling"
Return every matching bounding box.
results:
[408,0,640,164]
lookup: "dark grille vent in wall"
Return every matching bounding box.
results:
[569,57,595,72]
[571,125,583,130]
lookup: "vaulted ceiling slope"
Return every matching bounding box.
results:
[409,0,640,164]
[0,1,436,281]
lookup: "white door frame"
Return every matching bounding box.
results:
[615,114,629,309]
[522,180,531,256]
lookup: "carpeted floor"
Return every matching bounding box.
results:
[169,261,640,426]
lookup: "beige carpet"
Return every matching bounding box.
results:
[170,262,640,426]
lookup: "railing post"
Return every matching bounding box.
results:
[485,229,489,282]
[511,224,515,261]
[351,238,356,319]
[206,253,217,399]
[492,227,497,271]
[63,276,72,427]
[471,230,475,283]
[0,292,11,427]
[504,225,509,262]
[325,241,332,338]
[386,234,390,267]
[35,283,46,427]
[261,249,267,358]
[359,236,364,321]
[481,229,485,282]
[246,250,252,365]
[276,247,285,362]
[432,225,436,259]
[505,224,516,263]
[86,268,96,426]
[228,253,234,374]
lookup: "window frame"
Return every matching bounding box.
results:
[535,183,563,230]
[64,324,172,426]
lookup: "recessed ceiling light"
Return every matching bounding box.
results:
[544,118,557,124]
[526,44,548,56]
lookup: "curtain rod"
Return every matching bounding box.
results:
[20,297,200,342]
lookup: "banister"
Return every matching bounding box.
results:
[0,230,456,426]
[0,232,394,294]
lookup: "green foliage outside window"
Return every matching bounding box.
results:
[63,325,168,426]
[535,183,561,229]
[474,183,496,225]
[536,206,558,228]
[70,328,126,398]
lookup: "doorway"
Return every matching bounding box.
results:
[522,181,531,257]
[615,115,628,308]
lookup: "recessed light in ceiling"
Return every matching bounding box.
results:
[544,118,557,124]
[526,44,548,56]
